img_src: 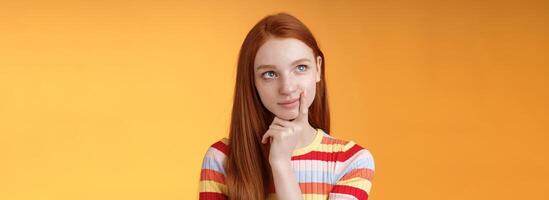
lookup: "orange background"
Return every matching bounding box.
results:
[1,0,548,199]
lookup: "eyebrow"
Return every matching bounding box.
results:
[256,58,311,71]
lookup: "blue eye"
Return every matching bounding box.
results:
[262,71,276,79]
[297,64,308,72]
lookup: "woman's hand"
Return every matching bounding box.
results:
[261,90,310,164]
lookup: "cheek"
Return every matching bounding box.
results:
[256,85,276,104]
[304,79,317,104]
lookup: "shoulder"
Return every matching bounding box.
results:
[322,132,374,170]
[199,137,230,197]
[327,134,376,199]
[323,133,375,186]
[200,137,230,175]
[206,137,230,156]
[340,140,375,170]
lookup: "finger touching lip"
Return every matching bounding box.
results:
[278,98,299,105]
[278,98,299,108]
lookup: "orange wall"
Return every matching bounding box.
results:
[1,0,547,199]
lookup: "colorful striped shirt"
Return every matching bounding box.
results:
[198,128,375,200]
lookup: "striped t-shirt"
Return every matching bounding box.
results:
[198,128,375,200]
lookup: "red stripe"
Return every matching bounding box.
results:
[200,169,225,183]
[292,144,364,162]
[211,141,228,155]
[331,185,369,200]
[199,192,227,200]
[340,168,375,181]
[299,182,334,194]
[321,137,348,145]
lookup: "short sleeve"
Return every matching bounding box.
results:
[198,140,229,200]
[329,142,375,200]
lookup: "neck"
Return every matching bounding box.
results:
[296,124,317,149]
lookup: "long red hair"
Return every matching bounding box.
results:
[225,12,330,199]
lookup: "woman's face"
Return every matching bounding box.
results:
[254,37,322,121]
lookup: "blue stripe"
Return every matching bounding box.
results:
[201,155,226,175]
[293,170,336,184]
[334,155,375,181]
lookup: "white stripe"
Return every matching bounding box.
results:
[328,192,359,200]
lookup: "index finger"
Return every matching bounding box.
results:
[297,90,308,120]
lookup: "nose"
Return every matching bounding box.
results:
[279,74,297,95]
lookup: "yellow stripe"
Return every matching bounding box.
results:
[199,180,227,194]
[266,193,328,200]
[295,143,354,154]
[317,143,347,152]
[342,141,356,151]
[302,193,329,200]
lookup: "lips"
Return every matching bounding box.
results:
[278,98,299,105]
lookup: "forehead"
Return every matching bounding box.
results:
[254,37,314,69]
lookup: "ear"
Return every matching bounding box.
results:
[316,56,322,83]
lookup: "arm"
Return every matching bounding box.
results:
[270,160,304,200]
[261,90,311,200]
[198,142,228,200]
[329,143,375,200]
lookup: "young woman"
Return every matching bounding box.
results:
[198,13,375,200]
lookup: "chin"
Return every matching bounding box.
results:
[273,110,298,121]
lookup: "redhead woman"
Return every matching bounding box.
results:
[198,13,375,200]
